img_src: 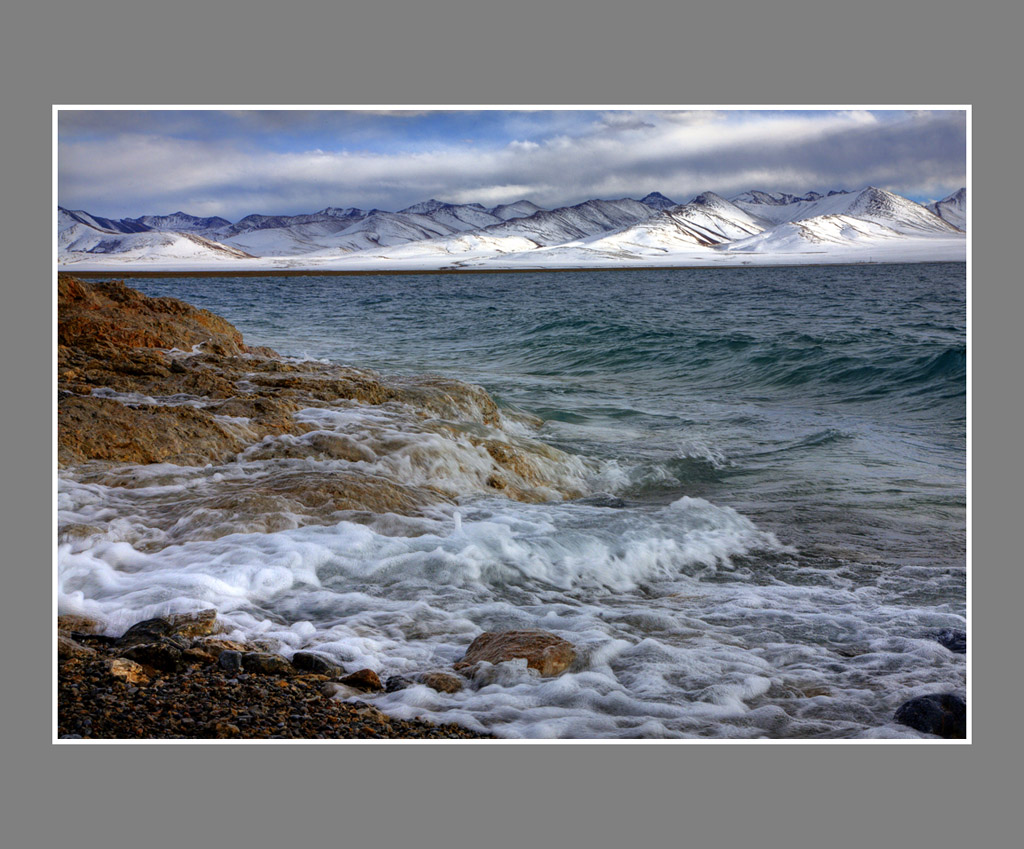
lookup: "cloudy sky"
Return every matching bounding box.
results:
[58,109,967,220]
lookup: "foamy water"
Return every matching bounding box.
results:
[58,265,967,738]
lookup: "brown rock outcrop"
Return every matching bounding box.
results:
[58,395,246,467]
[454,630,577,677]
[58,277,585,510]
[58,276,250,357]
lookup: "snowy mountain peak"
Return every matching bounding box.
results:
[730,189,837,206]
[926,188,967,231]
[400,199,450,215]
[489,200,542,221]
[318,207,368,219]
[639,192,678,210]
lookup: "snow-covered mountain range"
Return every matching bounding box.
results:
[57,186,966,271]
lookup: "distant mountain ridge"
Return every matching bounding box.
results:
[57,185,966,268]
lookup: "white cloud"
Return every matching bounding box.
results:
[57,110,967,219]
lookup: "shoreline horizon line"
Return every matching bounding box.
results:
[60,259,966,279]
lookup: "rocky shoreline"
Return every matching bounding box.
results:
[57,276,587,739]
[58,612,493,739]
[57,276,965,740]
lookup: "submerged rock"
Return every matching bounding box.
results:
[454,630,577,678]
[928,629,967,654]
[894,693,966,738]
[419,672,465,694]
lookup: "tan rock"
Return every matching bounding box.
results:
[58,395,244,467]
[454,630,577,677]
[419,671,465,693]
[338,668,384,691]
[107,658,150,685]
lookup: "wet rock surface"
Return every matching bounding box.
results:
[455,630,577,678]
[58,276,583,508]
[894,693,966,739]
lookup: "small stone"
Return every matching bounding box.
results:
[243,652,295,676]
[894,693,967,739]
[338,669,383,692]
[291,651,342,676]
[219,651,244,673]
[419,672,465,693]
[210,722,241,738]
[107,658,150,685]
[454,630,576,678]
[384,676,414,693]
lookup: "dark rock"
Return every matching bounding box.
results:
[339,669,384,692]
[454,630,577,678]
[928,629,967,654]
[218,650,244,673]
[117,610,217,647]
[291,651,342,676]
[119,640,184,673]
[894,693,967,739]
[242,652,294,676]
[384,676,414,693]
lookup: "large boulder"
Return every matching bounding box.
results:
[894,693,967,739]
[454,630,576,678]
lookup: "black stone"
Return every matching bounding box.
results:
[291,651,342,676]
[119,640,184,673]
[218,650,243,673]
[894,693,966,739]
[928,629,967,654]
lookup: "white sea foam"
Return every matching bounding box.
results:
[57,472,965,737]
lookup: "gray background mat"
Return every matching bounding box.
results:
[3,2,1018,847]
